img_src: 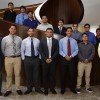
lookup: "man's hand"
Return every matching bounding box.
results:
[83,59,89,64]
[65,56,72,61]
[46,59,52,64]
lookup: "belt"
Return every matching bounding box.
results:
[6,55,21,58]
[25,55,39,59]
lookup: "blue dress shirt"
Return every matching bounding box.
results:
[85,32,96,45]
[71,31,82,41]
[23,18,38,28]
[21,37,40,60]
[59,37,78,57]
[15,13,28,25]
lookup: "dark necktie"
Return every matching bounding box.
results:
[68,38,71,56]
[31,38,35,57]
[22,14,24,24]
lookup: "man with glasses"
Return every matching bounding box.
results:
[84,24,96,45]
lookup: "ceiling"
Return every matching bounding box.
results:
[0,0,100,25]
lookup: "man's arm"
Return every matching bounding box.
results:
[51,40,59,61]
[21,40,25,60]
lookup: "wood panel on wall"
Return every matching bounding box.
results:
[40,0,84,25]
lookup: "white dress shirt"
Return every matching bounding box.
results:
[21,37,40,60]
[98,43,100,58]
[47,37,52,58]
[37,23,53,31]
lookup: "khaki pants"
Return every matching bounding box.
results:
[5,57,21,91]
[77,61,92,89]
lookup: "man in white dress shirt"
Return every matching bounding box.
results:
[37,15,53,31]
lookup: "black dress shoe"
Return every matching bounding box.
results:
[35,89,44,94]
[50,89,57,94]
[16,90,23,95]
[44,90,48,95]
[0,92,2,96]
[61,90,65,94]
[4,91,12,97]
[24,90,32,95]
[70,89,77,94]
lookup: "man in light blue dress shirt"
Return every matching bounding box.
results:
[21,28,43,94]
[59,27,78,94]
[15,6,28,25]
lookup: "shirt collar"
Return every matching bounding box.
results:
[82,41,89,45]
[47,37,52,40]
[42,23,49,25]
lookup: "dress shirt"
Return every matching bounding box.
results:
[59,37,78,57]
[47,37,52,58]
[98,43,100,58]
[21,37,40,60]
[78,42,95,62]
[15,13,28,25]
[0,37,3,66]
[1,34,22,57]
[3,10,17,22]
[71,30,82,41]
[37,23,53,31]
[23,18,38,28]
[85,31,96,45]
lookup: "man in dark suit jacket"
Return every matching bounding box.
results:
[39,28,59,95]
[54,19,66,36]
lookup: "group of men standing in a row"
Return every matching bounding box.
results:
[0,1,100,98]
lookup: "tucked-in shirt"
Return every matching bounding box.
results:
[3,10,17,22]
[37,23,53,31]
[96,36,100,44]
[15,13,28,25]
[78,42,95,62]
[47,37,52,58]
[23,18,38,28]
[21,37,40,60]
[59,37,78,57]
[85,32,96,45]
[71,31,82,41]
[1,34,22,57]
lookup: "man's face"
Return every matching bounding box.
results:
[84,25,90,32]
[96,30,100,36]
[20,8,26,13]
[82,34,88,42]
[58,21,64,27]
[66,29,72,37]
[28,12,33,18]
[8,4,14,10]
[73,24,78,31]
[9,26,17,35]
[45,30,53,38]
[42,16,48,23]
[27,29,35,37]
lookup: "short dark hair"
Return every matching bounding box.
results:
[8,2,14,6]
[46,28,53,32]
[58,19,64,23]
[96,28,100,32]
[27,10,33,14]
[42,15,47,18]
[84,23,90,28]
[73,24,78,27]
[9,24,17,29]
[66,27,72,32]
[20,6,26,11]
[82,33,88,37]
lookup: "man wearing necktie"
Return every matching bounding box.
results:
[54,19,66,36]
[39,28,59,95]
[59,27,78,94]
[21,28,43,94]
